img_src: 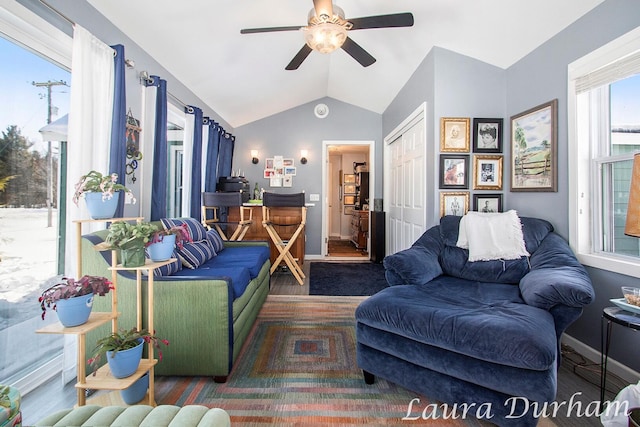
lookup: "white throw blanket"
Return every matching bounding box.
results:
[456,210,529,262]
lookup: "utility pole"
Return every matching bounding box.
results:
[32,79,66,227]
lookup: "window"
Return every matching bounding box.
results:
[0,2,72,392]
[569,26,640,277]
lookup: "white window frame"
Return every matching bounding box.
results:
[568,26,640,278]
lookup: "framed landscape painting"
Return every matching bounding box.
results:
[510,99,558,192]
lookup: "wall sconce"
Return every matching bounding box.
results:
[300,150,308,165]
[251,150,259,165]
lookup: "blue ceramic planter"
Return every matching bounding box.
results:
[120,371,149,404]
[84,191,120,219]
[55,295,93,327]
[146,234,176,261]
[107,338,144,378]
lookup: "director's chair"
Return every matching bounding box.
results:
[201,192,253,241]
[262,192,306,285]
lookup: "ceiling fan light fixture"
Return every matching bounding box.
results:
[303,23,347,54]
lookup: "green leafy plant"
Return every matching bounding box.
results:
[150,223,193,250]
[88,327,169,375]
[72,170,135,205]
[39,275,113,320]
[100,221,159,250]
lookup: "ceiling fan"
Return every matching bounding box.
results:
[240,0,414,70]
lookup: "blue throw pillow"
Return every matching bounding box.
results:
[206,229,225,253]
[176,239,216,269]
[143,249,182,277]
[161,217,208,241]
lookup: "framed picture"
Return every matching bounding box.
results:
[440,117,470,152]
[473,194,503,213]
[344,195,356,205]
[344,174,356,184]
[440,192,469,217]
[283,175,293,187]
[473,155,503,190]
[284,166,296,176]
[439,154,469,189]
[265,158,274,169]
[473,118,503,153]
[510,99,558,192]
[344,184,356,194]
[270,177,282,187]
[263,169,274,179]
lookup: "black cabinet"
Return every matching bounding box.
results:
[355,172,369,210]
[370,211,385,263]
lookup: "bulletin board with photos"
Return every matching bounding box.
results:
[264,155,297,187]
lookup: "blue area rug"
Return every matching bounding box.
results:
[309,262,389,296]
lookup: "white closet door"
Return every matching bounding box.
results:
[388,114,426,254]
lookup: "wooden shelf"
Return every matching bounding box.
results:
[77,359,157,391]
[36,312,118,335]
[108,258,177,271]
[85,391,155,407]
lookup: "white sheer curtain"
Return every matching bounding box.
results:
[140,83,158,220]
[181,109,196,216]
[63,24,114,385]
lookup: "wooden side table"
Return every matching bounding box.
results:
[600,306,640,404]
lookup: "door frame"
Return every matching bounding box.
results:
[321,140,375,258]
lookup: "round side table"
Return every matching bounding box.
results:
[600,306,640,404]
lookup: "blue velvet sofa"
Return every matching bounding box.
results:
[355,215,594,426]
[81,218,271,382]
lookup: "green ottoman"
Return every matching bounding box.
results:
[0,385,22,427]
[35,405,230,427]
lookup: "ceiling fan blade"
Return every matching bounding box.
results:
[286,44,313,70]
[341,37,376,67]
[240,26,302,34]
[348,12,414,30]
[313,0,333,19]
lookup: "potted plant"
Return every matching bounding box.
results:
[72,170,135,219]
[39,275,113,327]
[146,223,193,261]
[100,221,159,267]
[88,327,169,378]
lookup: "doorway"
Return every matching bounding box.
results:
[321,140,374,260]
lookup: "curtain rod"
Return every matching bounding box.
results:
[38,0,75,27]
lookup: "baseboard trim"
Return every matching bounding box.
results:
[562,333,640,383]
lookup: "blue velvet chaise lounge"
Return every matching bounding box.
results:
[355,214,595,426]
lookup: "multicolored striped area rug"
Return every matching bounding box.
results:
[154,295,497,426]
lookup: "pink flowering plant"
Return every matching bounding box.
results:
[150,223,193,250]
[39,275,113,320]
[72,170,135,205]
[88,327,169,376]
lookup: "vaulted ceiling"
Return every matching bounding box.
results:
[87,0,605,128]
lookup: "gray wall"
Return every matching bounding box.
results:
[233,97,382,255]
[383,47,506,227]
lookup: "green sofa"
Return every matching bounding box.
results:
[80,221,270,382]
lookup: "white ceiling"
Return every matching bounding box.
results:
[87,0,605,128]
